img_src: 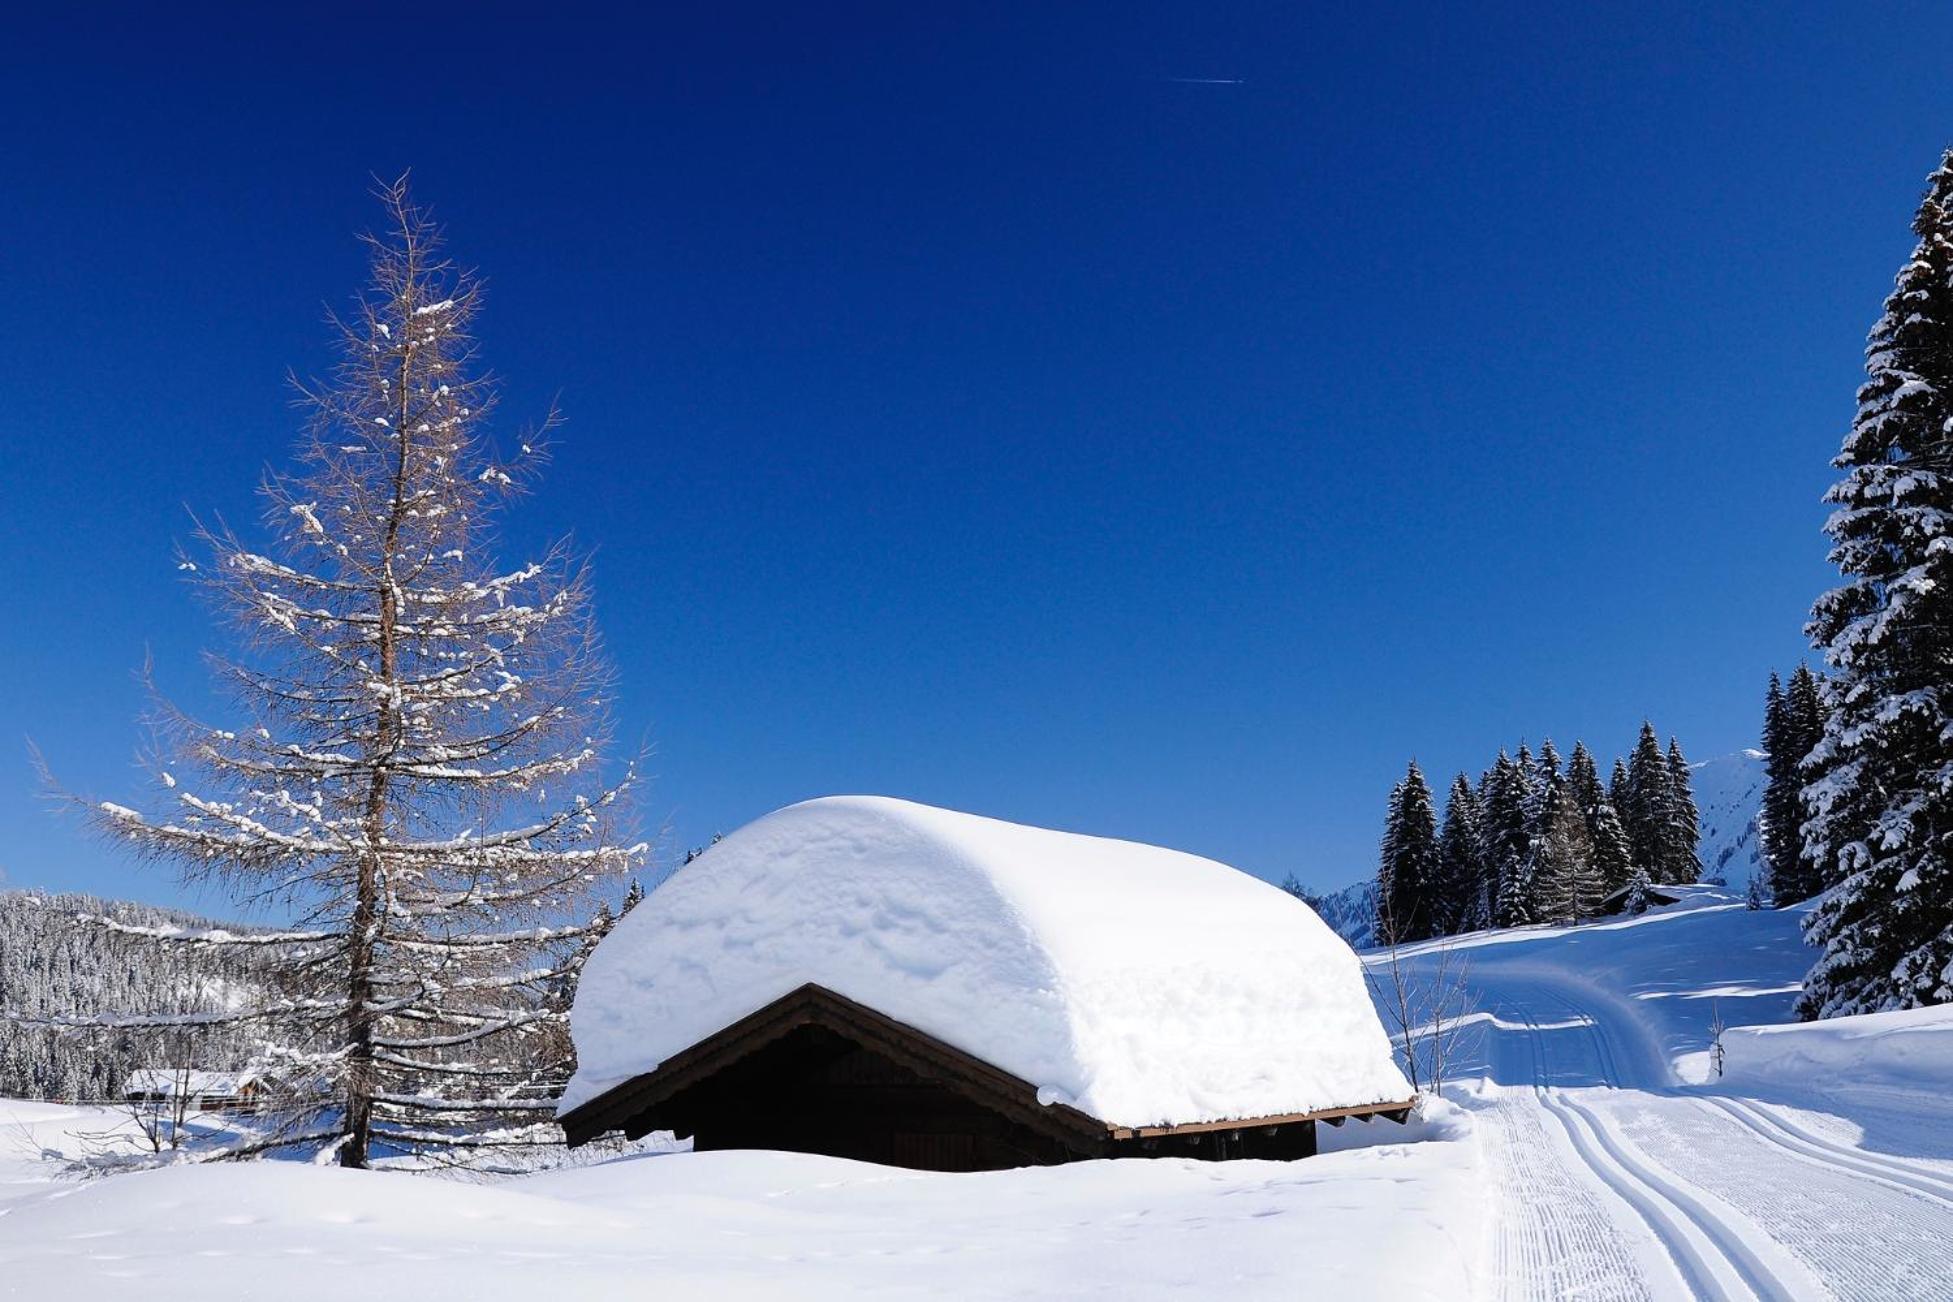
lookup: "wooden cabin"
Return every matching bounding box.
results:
[560,797,1415,1173]
[122,1069,262,1113]
[560,982,1411,1169]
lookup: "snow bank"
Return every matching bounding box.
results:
[1721,1003,1953,1092]
[564,796,1410,1127]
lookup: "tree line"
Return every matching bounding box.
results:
[1375,724,1701,945]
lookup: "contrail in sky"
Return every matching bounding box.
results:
[1165,77,1244,85]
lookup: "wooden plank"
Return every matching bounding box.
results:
[1104,1098,1416,1140]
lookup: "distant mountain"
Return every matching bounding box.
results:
[1305,878,1378,951]
[1691,749,1767,888]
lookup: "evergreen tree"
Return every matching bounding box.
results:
[1786,665,1831,896]
[1435,774,1487,935]
[1622,723,1676,882]
[1377,762,1440,944]
[1762,669,1829,905]
[1799,151,1953,1019]
[1622,865,1653,916]
[1516,742,1550,838]
[1566,742,1604,829]
[1589,791,1635,896]
[1518,740,1577,919]
[1533,785,1602,924]
[1481,752,1534,928]
[1666,737,1703,883]
[1536,738,1563,792]
[1760,672,1800,900]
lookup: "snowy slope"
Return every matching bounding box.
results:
[1690,750,1767,888]
[566,796,1409,1126]
[1387,890,1953,1299]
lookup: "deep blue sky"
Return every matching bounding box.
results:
[0,4,1944,913]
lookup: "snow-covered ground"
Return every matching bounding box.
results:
[5,886,1951,1299]
[0,1099,1482,1299]
[1397,887,1953,1300]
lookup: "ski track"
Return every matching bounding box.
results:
[1472,969,1953,1302]
[1482,1089,1653,1302]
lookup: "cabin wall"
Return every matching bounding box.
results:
[630,1024,1085,1173]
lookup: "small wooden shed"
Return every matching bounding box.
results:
[560,797,1414,1172]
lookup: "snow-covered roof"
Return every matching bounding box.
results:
[123,1069,258,1098]
[562,796,1411,1129]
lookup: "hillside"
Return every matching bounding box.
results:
[0,891,258,1101]
[1389,889,1953,1298]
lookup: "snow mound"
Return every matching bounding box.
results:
[563,796,1410,1128]
[1722,1003,1953,1091]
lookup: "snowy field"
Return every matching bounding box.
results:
[5,889,1952,1299]
[0,1100,1480,1300]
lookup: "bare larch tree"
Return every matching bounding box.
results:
[90,178,643,1168]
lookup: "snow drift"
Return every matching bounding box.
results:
[563,796,1410,1128]
[1721,1003,1953,1092]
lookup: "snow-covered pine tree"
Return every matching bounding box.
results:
[1784,665,1831,893]
[1376,776,1404,921]
[1608,756,1631,815]
[1566,742,1603,826]
[83,181,645,1166]
[1377,762,1440,944]
[1622,865,1653,916]
[1481,752,1534,928]
[1589,791,1635,897]
[1435,773,1486,935]
[1799,151,1953,1019]
[1621,723,1676,882]
[1535,739,1563,793]
[1516,739,1581,919]
[1760,671,1798,899]
[1665,737,1702,883]
[1532,785,1600,924]
[1515,742,1548,837]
